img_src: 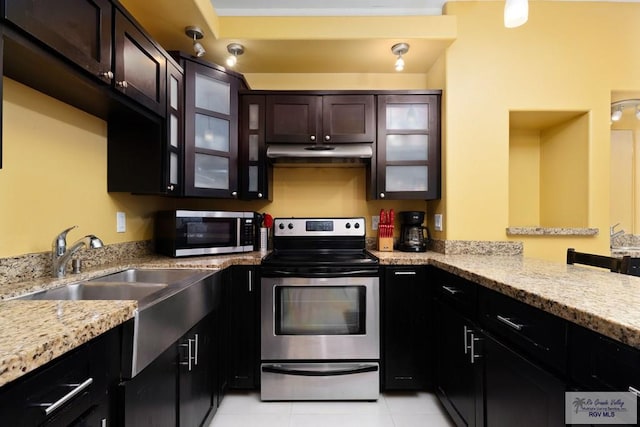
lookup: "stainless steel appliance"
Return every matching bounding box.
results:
[398,211,429,252]
[260,217,380,401]
[154,210,256,257]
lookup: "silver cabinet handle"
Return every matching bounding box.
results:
[167,184,175,191]
[231,191,238,197]
[115,80,128,88]
[180,339,194,371]
[394,271,417,275]
[442,285,460,295]
[629,386,640,397]
[496,315,523,331]
[193,334,199,366]
[38,377,94,416]
[310,135,316,141]
[248,269,253,292]
[99,71,113,80]
[379,192,385,198]
[463,325,470,354]
[258,192,263,199]
[325,135,331,141]
[470,334,482,364]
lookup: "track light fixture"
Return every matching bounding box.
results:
[610,99,640,123]
[504,0,528,28]
[391,43,409,72]
[185,26,205,58]
[226,43,244,68]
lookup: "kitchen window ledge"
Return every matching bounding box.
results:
[506,227,599,236]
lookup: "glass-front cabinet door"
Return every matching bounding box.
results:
[239,95,271,200]
[375,94,441,200]
[183,59,239,198]
[165,60,182,195]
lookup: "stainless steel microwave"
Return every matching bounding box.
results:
[155,210,256,257]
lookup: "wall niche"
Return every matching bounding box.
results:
[507,110,595,236]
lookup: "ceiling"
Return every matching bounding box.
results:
[121,0,454,75]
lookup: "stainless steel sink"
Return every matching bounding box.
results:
[16,268,220,379]
[88,268,202,285]
[18,281,168,301]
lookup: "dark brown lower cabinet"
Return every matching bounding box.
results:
[484,335,566,427]
[0,325,122,427]
[383,266,431,390]
[119,312,219,427]
[435,298,484,427]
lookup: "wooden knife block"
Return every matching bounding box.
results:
[377,237,393,252]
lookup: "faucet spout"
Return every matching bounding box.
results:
[52,227,103,278]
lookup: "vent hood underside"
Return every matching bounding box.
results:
[266,144,373,167]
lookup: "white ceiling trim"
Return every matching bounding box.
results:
[213,7,445,16]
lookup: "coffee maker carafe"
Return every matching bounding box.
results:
[398,211,429,252]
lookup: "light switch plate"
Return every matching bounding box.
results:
[434,214,443,231]
[116,211,126,233]
[372,215,380,230]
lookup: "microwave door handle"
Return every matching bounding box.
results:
[262,364,378,377]
[236,217,242,247]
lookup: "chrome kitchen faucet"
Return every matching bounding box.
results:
[52,226,103,278]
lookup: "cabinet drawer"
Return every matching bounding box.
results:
[433,269,477,319]
[478,287,567,374]
[0,328,118,426]
[569,324,640,393]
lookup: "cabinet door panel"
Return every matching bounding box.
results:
[194,154,230,190]
[485,336,566,427]
[386,104,429,130]
[386,135,429,161]
[383,267,430,390]
[195,74,231,114]
[374,94,441,200]
[114,10,166,116]
[322,95,375,143]
[266,95,320,143]
[195,115,230,151]
[5,0,112,82]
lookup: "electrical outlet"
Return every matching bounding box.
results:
[434,214,443,231]
[116,211,126,233]
[372,215,380,230]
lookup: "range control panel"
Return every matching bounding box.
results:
[273,217,366,237]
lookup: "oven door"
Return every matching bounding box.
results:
[261,275,379,361]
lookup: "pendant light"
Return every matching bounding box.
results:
[391,43,409,72]
[226,43,244,68]
[185,26,206,57]
[504,0,528,28]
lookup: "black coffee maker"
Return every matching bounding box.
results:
[398,211,429,252]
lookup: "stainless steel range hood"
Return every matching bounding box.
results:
[266,144,373,166]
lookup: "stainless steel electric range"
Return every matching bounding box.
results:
[260,217,380,401]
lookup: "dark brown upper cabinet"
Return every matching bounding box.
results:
[113,8,166,117]
[265,94,375,144]
[239,94,272,201]
[372,93,441,200]
[3,0,113,84]
[180,56,243,198]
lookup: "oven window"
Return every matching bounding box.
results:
[275,286,366,335]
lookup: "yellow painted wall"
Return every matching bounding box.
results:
[539,114,589,227]
[509,128,540,226]
[443,2,640,260]
[0,78,177,257]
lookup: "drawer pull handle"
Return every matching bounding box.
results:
[39,377,93,416]
[496,315,523,331]
[629,386,640,397]
[395,271,417,275]
[442,285,460,295]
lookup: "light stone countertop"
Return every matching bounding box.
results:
[2,249,640,388]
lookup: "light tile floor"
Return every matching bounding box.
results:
[208,391,455,427]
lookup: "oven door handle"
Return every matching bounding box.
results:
[263,269,378,278]
[262,364,379,377]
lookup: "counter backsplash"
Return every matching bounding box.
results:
[365,238,522,256]
[0,241,154,286]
